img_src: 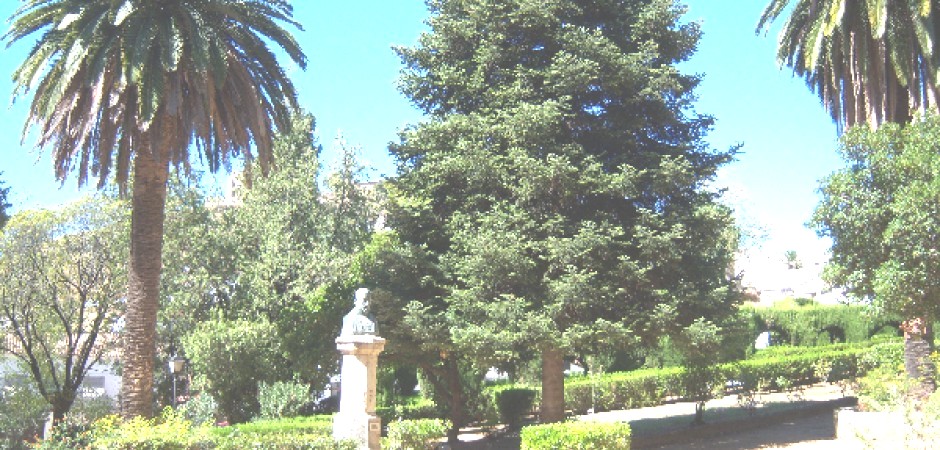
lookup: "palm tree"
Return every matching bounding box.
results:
[5,0,306,419]
[759,0,940,397]
[758,0,940,131]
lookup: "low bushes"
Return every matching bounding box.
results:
[376,395,439,425]
[38,411,356,450]
[563,340,901,414]
[520,422,631,449]
[257,381,311,420]
[565,367,683,414]
[384,419,450,450]
[480,384,540,424]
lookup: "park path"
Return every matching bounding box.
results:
[453,383,855,450]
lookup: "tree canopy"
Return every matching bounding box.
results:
[369,0,739,429]
[814,114,940,323]
[758,0,940,129]
[0,197,127,423]
[813,113,940,393]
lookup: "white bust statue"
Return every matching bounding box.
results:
[341,288,377,336]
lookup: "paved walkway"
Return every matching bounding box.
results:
[453,383,855,450]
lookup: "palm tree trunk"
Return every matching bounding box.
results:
[902,318,937,401]
[120,145,170,419]
[540,345,565,423]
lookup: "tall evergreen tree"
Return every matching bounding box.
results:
[378,0,738,428]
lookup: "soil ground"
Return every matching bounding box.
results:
[452,383,862,450]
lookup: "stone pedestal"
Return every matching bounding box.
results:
[333,335,386,450]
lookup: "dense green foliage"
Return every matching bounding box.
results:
[368,0,739,430]
[0,373,48,449]
[520,421,632,450]
[384,419,451,450]
[742,303,900,347]
[562,339,897,414]
[495,388,538,427]
[258,381,311,421]
[183,318,286,423]
[161,113,378,421]
[814,116,940,323]
[38,413,356,450]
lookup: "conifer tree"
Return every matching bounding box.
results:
[379,0,738,427]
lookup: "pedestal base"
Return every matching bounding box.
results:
[333,412,382,450]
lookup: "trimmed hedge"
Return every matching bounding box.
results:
[562,340,901,414]
[742,304,901,346]
[40,412,357,450]
[208,415,334,437]
[481,384,541,424]
[520,422,631,449]
[384,419,450,450]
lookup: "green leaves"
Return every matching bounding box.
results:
[382,0,738,375]
[758,0,940,129]
[5,0,307,188]
[814,114,940,319]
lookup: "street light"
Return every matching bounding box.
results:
[168,354,187,408]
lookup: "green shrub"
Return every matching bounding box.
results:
[0,373,48,450]
[384,419,450,450]
[520,421,631,449]
[495,388,537,427]
[212,432,355,450]
[856,367,910,411]
[210,415,334,437]
[184,318,287,423]
[89,409,215,450]
[70,395,116,424]
[376,395,440,425]
[258,381,310,420]
[565,367,682,414]
[859,341,904,373]
[179,393,219,426]
[34,423,95,450]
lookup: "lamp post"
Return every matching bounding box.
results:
[168,354,186,408]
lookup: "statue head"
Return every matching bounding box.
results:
[341,288,376,336]
[354,288,369,309]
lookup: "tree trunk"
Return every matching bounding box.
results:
[445,357,466,444]
[420,360,467,444]
[540,345,565,423]
[50,396,74,427]
[120,147,170,419]
[902,318,937,401]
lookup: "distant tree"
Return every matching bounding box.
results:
[785,250,802,270]
[378,0,739,433]
[813,115,940,397]
[5,0,306,418]
[0,173,9,229]
[0,197,127,424]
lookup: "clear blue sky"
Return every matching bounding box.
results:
[0,1,840,261]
